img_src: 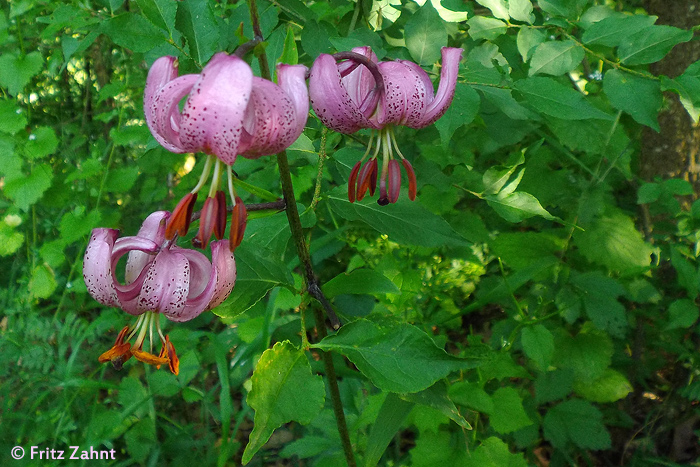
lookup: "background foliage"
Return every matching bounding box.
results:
[1,0,700,465]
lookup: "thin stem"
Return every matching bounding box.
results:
[310,128,328,211]
[312,305,357,467]
[348,0,362,35]
[246,2,352,466]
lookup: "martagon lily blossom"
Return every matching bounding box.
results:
[144,52,309,250]
[309,46,463,205]
[83,211,236,374]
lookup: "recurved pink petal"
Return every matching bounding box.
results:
[111,235,160,314]
[341,47,379,115]
[375,61,427,128]
[125,211,169,284]
[419,47,463,127]
[277,63,310,145]
[172,245,219,321]
[144,56,178,134]
[309,54,375,133]
[83,228,120,308]
[179,53,253,165]
[239,77,298,158]
[137,248,191,318]
[148,74,199,153]
[207,240,237,310]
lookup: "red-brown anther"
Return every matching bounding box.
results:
[193,195,218,249]
[229,197,248,251]
[388,159,401,204]
[356,159,376,201]
[401,159,417,201]
[166,336,179,375]
[165,193,198,240]
[348,161,362,203]
[368,158,378,196]
[98,326,133,366]
[214,190,227,240]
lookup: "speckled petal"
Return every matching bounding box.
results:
[207,240,237,310]
[137,248,190,317]
[172,246,217,321]
[144,56,178,149]
[179,53,253,165]
[239,77,297,158]
[83,228,120,308]
[309,54,375,133]
[111,235,160,314]
[276,63,309,147]
[148,74,199,153]
[125,211,169,284]
[375,61,427,128]
[418,47,463,127]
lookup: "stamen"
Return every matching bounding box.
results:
[214,191,227,240]
[227,165,237,206]
[401,159,417,201]
[389,127,407,160]
[229,197,248,251]
[377,131,392,205]
[348,161,362,203]
[191,155,215,194]
[208,159,223,198]
[165,192,198,240]
[193,195,219,249]
[387,159,401,204]
[361,131,375,161]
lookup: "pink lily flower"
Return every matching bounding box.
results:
[309,47,463,205]
[144,53,309,251]
[83,211,236,374]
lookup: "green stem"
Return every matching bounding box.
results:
[312,305,357,467]
[246,2,352,466]
[310,128,328,211]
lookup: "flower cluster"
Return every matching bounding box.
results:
[309,46,462,204]
[85,45,462,374]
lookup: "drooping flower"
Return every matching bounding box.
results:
[144,53,309,250]
[83,211,236,374]
[309,47,462,205]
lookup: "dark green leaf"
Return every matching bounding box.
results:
[365,393,414,467]
[449,381,494,414]
[553,328,612,381]
[573,369,632,402]
[464,436,528,467]
[102,13,165,53]
[0,51,44,96]
[312,318,481,393]
[543,399,611,450]
[4,163,53,211]
[136,0,177,36]
[323,268,400,298]
[489,387,533,434]
[604,69,662,131]
[401,381,471,429]
[582,14,656,47]
[619,25,693,65]
[175,0,220,65]
[521,324,554,370]
[25,127,58,160]
[665,299,699,330]
[486,191,558,223]
[515,77,612,120]
[435,83,480,150]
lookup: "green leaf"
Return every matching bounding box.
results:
[0,51,44,96]
[572,272,628,337]
[25,127,59,160]
[475,0,509,20]
[400,381,471,429]
[278,26,298,65]
[514,77,612,120]
[467,16,507,41]
[312,318,481,393]
[665,299,699,330]
[464,437,528,467]
[575,210,652,274]
[102,13,165,53]
[543,399,611,450]
[581,14,656,47]
[136,0,177,36]
[242,341,325,464]
[509,0,535,24]
[29,263,58,299]
[619,25,693,66]
[175,0,220,65]
[405,1,446,66]
[528,40,584,76]
[534,369,574,404]
[671,247,700,299]
[364,393,414,467]
[486,191,558,223]
[328,189,468,248]
[573,369,632,402]
[489,387,533,434]
[662,63,700,123]
[637,182,661,204]
[449,381,494,414]
[537,0,585,18]
[604,69,662,131]
[0,222,23,257]
[103,167,140,193]
[521,324,554,370]
[323,268,400,298]
[435,83,480,150]
[553,328,613,381]
[517,27,546,61]
[491,232,562,270]
[0,100,27,134]
[300,21,333,59]
[213,247,294,318]
[4,164,53,211]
